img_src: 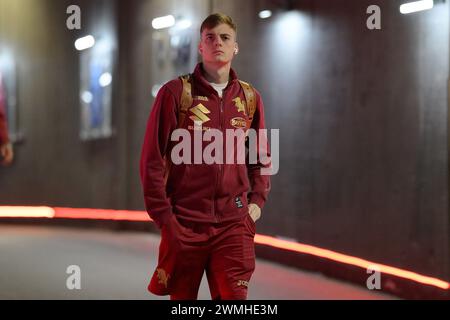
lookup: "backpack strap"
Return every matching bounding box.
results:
[179,74,193,129]
[164,74,193,185]
[238,80,257,132]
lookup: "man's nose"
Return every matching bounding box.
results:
[213,36,223,47]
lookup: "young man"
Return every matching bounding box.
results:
[0,73,13,166]
[140,13,271,300]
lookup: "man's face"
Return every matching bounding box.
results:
[199,23,238,65]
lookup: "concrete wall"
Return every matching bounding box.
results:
[0,0,122,208]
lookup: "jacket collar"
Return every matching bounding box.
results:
[192,63,239,94]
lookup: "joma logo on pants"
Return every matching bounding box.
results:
[237,280,249,287]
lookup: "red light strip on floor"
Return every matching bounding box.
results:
[53,207,150,221]
[0,205,449,290]
[0,206,55,218]
[255,234,450,290]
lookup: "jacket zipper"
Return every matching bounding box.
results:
[212,96,225,223]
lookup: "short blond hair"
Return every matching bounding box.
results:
[200,13,237,36]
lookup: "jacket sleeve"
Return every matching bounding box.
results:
[0,79,9,145]
[140,85,178,229]
[246,90,271,209]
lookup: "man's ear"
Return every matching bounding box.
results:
[234,43,239,54]
[198,42,203,55]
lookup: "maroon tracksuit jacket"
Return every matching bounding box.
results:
[140,63,270,228]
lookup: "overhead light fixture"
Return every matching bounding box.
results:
[99,72,112,87]
[74,35,95,51]
[81,91,93,104]
[400,0,434,14]
[259,10,272,19]
[152,15,175,30]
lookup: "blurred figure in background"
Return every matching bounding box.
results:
[0,72,13,166]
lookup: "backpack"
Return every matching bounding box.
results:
[163,74,257,183]
[177,74,257,131]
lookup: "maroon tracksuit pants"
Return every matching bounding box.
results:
[148,213,256,300]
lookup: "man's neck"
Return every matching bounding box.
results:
[202,62,231,84]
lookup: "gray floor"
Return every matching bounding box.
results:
[0,224,397,300]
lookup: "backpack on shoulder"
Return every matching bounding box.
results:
[163,74,257,183]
